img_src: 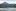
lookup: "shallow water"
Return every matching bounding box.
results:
[0,8,16,11]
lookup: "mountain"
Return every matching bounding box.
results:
[1,2,8,4]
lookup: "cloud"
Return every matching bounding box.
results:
[0,0,16,4]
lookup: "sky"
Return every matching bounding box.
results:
[0,0,16,4]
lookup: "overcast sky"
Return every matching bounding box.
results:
[0,0,16,4]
